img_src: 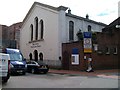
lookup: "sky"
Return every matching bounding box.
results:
[0,0,119,26]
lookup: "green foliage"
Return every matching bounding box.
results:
[76,30,83,41]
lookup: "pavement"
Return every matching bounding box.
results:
[49,69,120,79]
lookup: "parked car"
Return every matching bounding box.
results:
[27,60,49,74]
[0,53,10,83]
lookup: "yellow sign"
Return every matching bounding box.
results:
[84,48,92,53]
[83,38,92,53]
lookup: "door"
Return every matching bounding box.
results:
[34,50,38,61]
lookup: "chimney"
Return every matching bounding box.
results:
[86,14,89,19]
[68,8,71,14]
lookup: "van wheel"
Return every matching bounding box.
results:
[31,69,35,74]
[3,79,8,83]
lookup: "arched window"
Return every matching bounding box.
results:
[39,52,43,61]
[40,19,44,39]
[30,24,33,41]
[35,17,38,40]
[69,21,74,41]
[88,25,91,32]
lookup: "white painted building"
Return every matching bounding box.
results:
[20,2,106,67]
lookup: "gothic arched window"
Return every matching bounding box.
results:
[40,19,44,39]
[35,17,38,40]
[88,25,91,32]
[30,24,33,41]
[69,21,74,41]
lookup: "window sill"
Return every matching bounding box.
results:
[105,52,110,55]
[69,40,74,42]
[97,51,103,55]
[29,39,44,43]
[113,53,117,55]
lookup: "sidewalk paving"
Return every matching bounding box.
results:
[49,69,120,79]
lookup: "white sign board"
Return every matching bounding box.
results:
[71,55,79,65]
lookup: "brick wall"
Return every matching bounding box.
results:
[62,29,119,71]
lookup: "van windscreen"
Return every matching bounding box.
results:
[6,48,24,61]
[9,53,23,61]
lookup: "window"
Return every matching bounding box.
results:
[69,21,74,41]
[88,25,91,32]
[105,47,110,54]
[31,61,36,64]
[40,19,44,39]
[97,46,103,54]
[93,44,98,51]
[39,52,43,61]
[30,17,44,42]
[113,47,117,54]
[71,56,75,63]
[35,17,38,40]
[30,24,33,41]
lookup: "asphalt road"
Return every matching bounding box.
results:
[1,73,119,88]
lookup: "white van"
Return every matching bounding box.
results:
[0,53,10,83]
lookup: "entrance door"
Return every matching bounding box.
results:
[34,50,38,61]
[29,53,32,60]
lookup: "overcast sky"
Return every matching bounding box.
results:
[0,0,119,26]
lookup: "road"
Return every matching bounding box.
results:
[1,72,119,88]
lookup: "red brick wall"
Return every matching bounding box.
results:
[62,41,87,71]
[62,29,119,71]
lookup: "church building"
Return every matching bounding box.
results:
[20,2,106,67]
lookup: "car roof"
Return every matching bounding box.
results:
[28,60,46,65]
[0,53,10,59]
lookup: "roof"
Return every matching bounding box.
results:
[102,17,120,31]
[66,13,107,26]
[22,2,68,27]
[105,17,120,28]
[22,1,106,28]
[9,22,22,27]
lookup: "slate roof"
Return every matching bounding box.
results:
[103,17,120,31]
[22,2,68,26]
[66,13,107,26]
[22,1,107,28]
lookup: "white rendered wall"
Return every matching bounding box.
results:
[20,5,60,62]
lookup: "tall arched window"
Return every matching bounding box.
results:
[40,19,44,39]
[88,25,91,32]
[69,21,74,41]
[30,24,33,41]
[35,17,38,40]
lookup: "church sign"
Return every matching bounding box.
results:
[31,42,41,48]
